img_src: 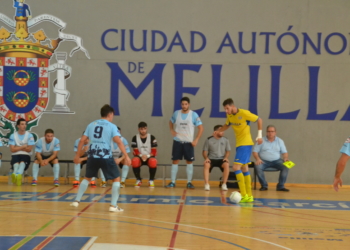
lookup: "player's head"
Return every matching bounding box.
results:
[222,98,235,115]
[138,122,148,136]
[180,97,190,112]
[213,125,224,137]
[266,125,276,139]
[100,104,114,121]
[44,129,54,143]
[16,118,27,132]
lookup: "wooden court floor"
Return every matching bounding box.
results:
[0,178,349,250]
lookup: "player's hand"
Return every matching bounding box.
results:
[256,138,263,145]
[204,158,211,164]
[283,158,289,162]
[191,139,198,147]
[115,158,121,165]
[73,155,80,164]
[333,177,342,192]
[170,130,177,137]
[141,155,148,162]
[124,156,131,166]
[255,159,264,165]
[42,160,48,166]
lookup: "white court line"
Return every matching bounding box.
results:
[82,236,97,250]
[0,207,292,250]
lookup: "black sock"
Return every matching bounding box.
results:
[149,168,157,181]
[133,167,141,180]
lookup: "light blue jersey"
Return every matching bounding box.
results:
[9,132,35,146]
[84,119,120,159]
[112,137,130,153]
[340,137,350,156]
[170,110,202,142]
[74,138,89,152]
[35,137,60,153]
[170,111,202,126]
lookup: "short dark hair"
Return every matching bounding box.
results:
[138,122,147,128]
[180,97,190,103]
[222,98,234,106]
[45,129,54,134]
[16,118,26,126]
[117,127,121,131]
[100,104,114,117]
[214,125,222,131]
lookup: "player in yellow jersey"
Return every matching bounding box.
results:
[218,98,263,202]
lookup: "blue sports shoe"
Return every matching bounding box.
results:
[166,182,176,188]
[186,182,195,189]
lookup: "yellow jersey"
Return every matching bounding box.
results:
[225,108,259,147]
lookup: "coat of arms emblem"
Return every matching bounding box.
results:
[0,0,90,144]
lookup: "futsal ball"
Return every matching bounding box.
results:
[229,191,242,204]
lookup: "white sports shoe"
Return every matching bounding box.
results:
[109,206,124,212]
[70,201,79,207]
[221,183,228,191]
[204,184,210,191]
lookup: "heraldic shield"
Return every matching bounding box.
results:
[0,56,48,122]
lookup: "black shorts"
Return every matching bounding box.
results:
[171,140,194,161]
[11,155,31,171]
[35,154,58,167]
[86,157,120,181]
[209,159,228,173]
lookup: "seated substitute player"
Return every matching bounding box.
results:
[131,122,158,187]
[9,118,35,186]
[203,125,231,191]
[73,134,95,187]
[31,129,61,186]
[334,136,350,191]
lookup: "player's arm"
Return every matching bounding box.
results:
[223,150,230,163]
[256,117,263,145]
[74,135,88,164]
[35,152,43,164]
[192,124,203,147]
[217,124,230,132]
[333,153,350,191]
[169,121,177,137]
[113,136,131,166]
[150,135,157,157]
[10,144,26,153]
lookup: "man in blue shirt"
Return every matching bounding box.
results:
[334,136,350,191]
[70,104,131,212]
[31,129,61,186]
[13,0,32,18]
[166,97,203,189]
[253,125,290,192]
[9,118,35,186]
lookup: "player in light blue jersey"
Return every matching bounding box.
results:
[334,136,350,191]
[70,104,131,212]
[108,127,130,188]
[31,129,60,186]
[166,97,203,189]
[9,118,35,186]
